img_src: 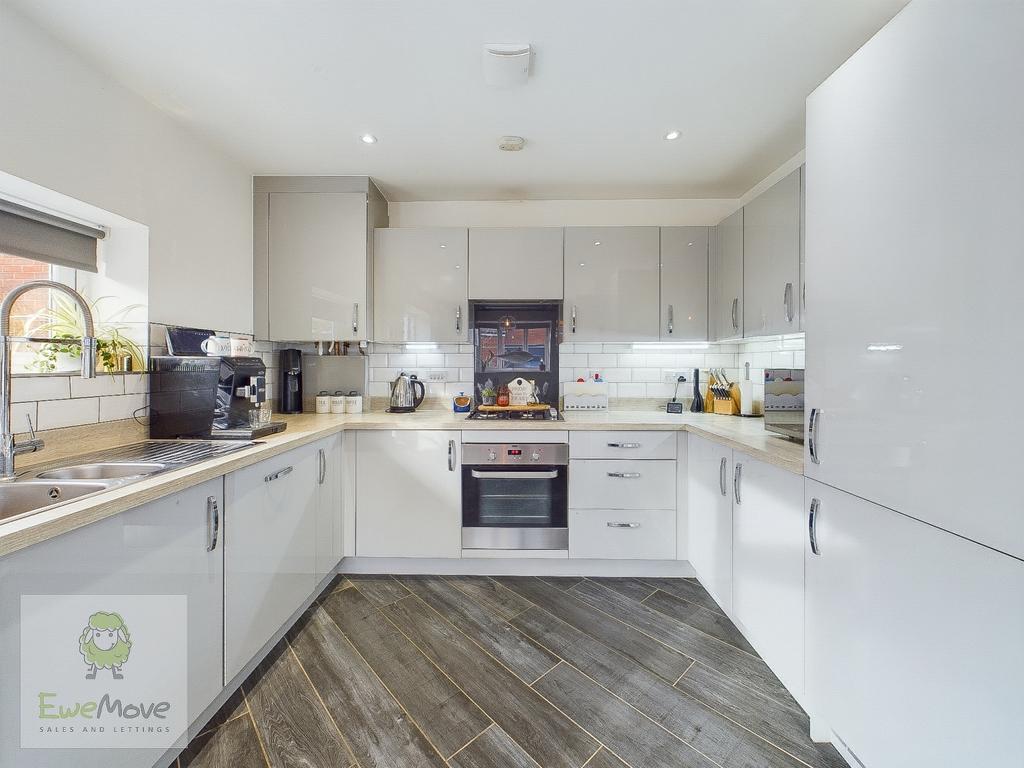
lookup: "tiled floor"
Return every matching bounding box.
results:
[172,575,846,768]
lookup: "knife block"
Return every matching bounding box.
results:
[712,384,741,415]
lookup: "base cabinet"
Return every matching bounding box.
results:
[686,435,734,611]
[314,435,343,581]
[224,444,319,680]
[731,452,805,697]
[0,479,224,768]
[805,479,1024,767]
[356,430,461,558]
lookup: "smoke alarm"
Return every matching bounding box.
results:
[498,136,526,152]
[483,44,531,87]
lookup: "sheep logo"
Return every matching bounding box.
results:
[79,611,132,680]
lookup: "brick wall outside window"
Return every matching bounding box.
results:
[0,252,51,335]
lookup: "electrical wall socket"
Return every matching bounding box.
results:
[427,371,448,383]
[663,370,689,385]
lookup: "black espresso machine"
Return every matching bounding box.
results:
[149,355,286,440]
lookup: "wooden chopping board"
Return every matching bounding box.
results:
[477,403,551,412]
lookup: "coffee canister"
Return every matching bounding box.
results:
[315,391,331,414]
[345,391,363,413]
[330,391,346,414]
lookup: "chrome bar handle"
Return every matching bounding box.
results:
[719,456,727,496]
[808,408,821,465]
[264,466,293,483]
[571,305,577,334]
[352,303,359,334]
[318,448,326,485]
[733,463,742,504]
[808,498,821,555]
[206,496,220,552]
[606,442,641,449]
[448,439,456,472]
[471,469,558,479]
[731,298,739,332]
[784,282,794,323]
[456,305,462,333]
[667,304,674,335]
[607,522,640,529]
[607,471,642,478]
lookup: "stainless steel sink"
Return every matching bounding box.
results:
[0,481,114,523]
[34,462,168,481]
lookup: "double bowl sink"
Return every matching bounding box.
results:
[0,441,254,525]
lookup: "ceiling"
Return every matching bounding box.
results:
[11,0,907,201]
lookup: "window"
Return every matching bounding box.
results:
[0,251,53,336]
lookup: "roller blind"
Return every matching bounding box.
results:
[0,199,104,273]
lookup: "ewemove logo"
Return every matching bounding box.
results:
[21,595,188,749]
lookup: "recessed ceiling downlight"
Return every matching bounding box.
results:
[664,129,681,141]
[498,136,526,152]
[361,134,378,144]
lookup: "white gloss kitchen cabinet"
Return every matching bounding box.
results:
[356,430,461,558]
[730,451,804,698]
[224,443,319,680]
[568,431,677,560]
[253,176,388,342]
[563,227,660,342]
[659,226,709,341]
[373,228,469,343]
[314,434,344,581]
[686,434,733,612]
[0,479,225,768]
[469,227,564,300]
[743,167,801,337]
[804,0,1023,559]
[710,209,743,341]
[805,479,1024,767]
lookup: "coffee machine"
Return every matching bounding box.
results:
[279,348,303,414]
[210,356,286,440]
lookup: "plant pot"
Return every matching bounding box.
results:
[482,395,496,406]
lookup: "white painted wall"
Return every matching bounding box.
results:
[0,5,253,334]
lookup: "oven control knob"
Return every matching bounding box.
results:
[531,451,541,462]
[487,450,497,462]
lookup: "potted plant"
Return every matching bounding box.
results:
[25,294,146,374]
[480,386,497,406]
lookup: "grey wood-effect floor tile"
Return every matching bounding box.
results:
[448,725,540,768]
[289,605,447,768]
[347,573,411,606]
[444,575,536,620]
[494,576,693,683]
[569,579,798,710]
[638,577,724,615]
[243,643,351,768]
[642,589,758,655]
[583,748,630,768]
[533,662,718,768]
[396,575,559,683]
[320,586,491,758]
[196,686,248,736]
[383,595,599,768]
[586,577,659,603]
[537,575,586,590]
[512,607,807,768]
[178,712,267,768]
[676,663,849,768]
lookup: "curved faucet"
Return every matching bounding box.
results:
[1,280,97,480]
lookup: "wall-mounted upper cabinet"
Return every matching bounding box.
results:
[564,226,660,342]
[743,167,802,337]
[469,227,563,300]
[254,176,388,342]
[710,209,744,341]
[373,227,469,343]
[660,226,709,341]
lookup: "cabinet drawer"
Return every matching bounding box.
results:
[570,431,676,459]
[569,459,676,509]
[570,508,676,560]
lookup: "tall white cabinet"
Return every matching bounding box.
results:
[659,226,709,341]
[710,209,743,341]
[254,176,388,342]
[805,479,1024,768]
[563,226,660,342]
[804,0,1024,559]
[373,228,469,343]
[743,168,801,337]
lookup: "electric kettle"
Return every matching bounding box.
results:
[388,371,425,413]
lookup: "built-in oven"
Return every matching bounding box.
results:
[461,442,569,550]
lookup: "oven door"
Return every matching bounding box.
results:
[462,464,568,549]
